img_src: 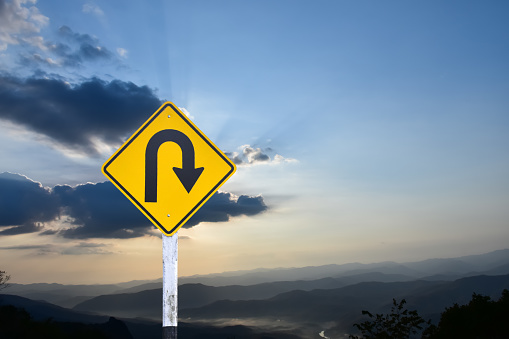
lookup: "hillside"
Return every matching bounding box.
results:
[180,249,509,286]
[180,274,509,335]
[0,294,108,324]
[68,273,509,337]
[0,299,303,339]
[73,273,418,319]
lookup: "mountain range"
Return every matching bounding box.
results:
[2,249,509,338]
[179,249,509,286]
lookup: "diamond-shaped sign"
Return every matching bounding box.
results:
[102,102,236,236]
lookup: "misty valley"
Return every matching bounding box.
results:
[2,249,509,338]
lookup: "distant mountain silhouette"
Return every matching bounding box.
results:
[7,249,509,304]
[180,279,441,322]
[179,274,509,334]
[6,282,122,297]
[0,294,108,323]
[0,303,134,339]
[179,249,509,286]
[0,296,302,339]
[4,248,509,337]
[4,279,162,308]
[69,273,509,336]
[4,283,124,308]
[72,273,417,319]
[68,250,509,322]
[73,289,161,319]
[73,278,343,319]
[115,278,162,290]
[410,274,509,318]
[113,282,161,294]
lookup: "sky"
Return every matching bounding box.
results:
[0,0,508,284]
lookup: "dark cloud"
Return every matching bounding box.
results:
[50,26,113,67]
[13,25,116,69]
[56,183,268,239]
[185,192,267,227]
[12,25,117,69]
[0,173,268,239]
[58,25,96,46]
[0,172,59,227]
[54,181,153,239]
[225,151,244,165]
[0,222,43,235]
[0,75,162,155]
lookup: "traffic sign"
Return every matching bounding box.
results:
[102,102,236,236]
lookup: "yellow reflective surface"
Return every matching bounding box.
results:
[102,102,236,236]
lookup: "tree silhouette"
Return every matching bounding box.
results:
[429,289,509,338]
[349,298,430,339]
[350,290,509,339]
[0,270,10,291]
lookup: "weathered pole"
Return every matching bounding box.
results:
[162,232,178,339]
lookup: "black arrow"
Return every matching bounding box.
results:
[145,129,204,202]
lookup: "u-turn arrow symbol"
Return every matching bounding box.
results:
[145,129,204,202]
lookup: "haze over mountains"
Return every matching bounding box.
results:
[2,249,509,338]
[179,249,509,286]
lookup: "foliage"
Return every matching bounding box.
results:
[0,305,67,339]
[349,290,509,339]
[0,270,10,291]
[429,289,509,338]
[0,305,112,339]
[349,298,430,339]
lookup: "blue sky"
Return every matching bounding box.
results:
[0,0,508,284]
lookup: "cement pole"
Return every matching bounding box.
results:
[162,232,178,339]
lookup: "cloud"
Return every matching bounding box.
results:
[54,181,153,239]
[0,244,49,250]
[226,145,297,166]
[0,222,43,235]
[0,243,57,255]
[0,242,113,255]
[0,172,59,227]
[82,3,104,17]
[0,0,118,70]
[243,145,270,163]
[185,192,267,227]
[0,75,162,155]
[51,25,113,67]
[60,242,113,255]
[39,229,58,235]
[56,183,268,239]
[273,153,298,164]
[0,173,268,239]
[0,0,49,51]
[179,106,194,119]
[116,47,128,58]
[9,23,119,69]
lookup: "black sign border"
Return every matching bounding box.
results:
[103,102,236,235]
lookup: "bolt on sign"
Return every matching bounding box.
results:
[102,102,236,236]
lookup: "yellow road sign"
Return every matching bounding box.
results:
[102,102,236,236]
